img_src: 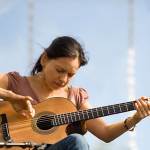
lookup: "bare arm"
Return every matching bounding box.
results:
[0,73,35,117]
[80,97,150,143]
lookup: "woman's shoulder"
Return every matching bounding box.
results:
[7,71,26,81]
[7,71,21,78]
[69,86,89,109]
[70,86,88,99]
[0,73,9,89]
[0,71,22,89]
[6,71,26,90]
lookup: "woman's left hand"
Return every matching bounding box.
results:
[134,96,150,121]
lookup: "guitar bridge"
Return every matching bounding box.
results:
[0,114,13,142]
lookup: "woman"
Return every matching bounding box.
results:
[0,36,150,150]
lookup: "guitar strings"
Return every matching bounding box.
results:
[10,102,135,125]
[7,102,135,128]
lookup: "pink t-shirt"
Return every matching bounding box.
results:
[7,72,88,110]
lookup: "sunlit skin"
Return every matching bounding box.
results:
[40,55,80,91]
[0,54,150,142]
[26,55,80,101]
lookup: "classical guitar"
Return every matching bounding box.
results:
[0,97,135,148]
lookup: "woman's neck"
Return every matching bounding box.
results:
[26,75,69,101]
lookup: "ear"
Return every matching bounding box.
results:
[40,52,49,68]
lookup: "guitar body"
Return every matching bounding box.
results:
[0,97,86,150]
[0,97,135,149]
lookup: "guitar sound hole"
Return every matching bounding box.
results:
[36,115,53,130]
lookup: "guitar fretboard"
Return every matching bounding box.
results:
[51,101,135,126]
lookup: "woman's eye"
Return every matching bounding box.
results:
[56,69,65,73]
[56,68,75,77]
[68,73,74,77]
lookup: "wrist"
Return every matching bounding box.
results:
[124,116,137,131]
[124,113,142,132]
[0,88,12,100]
[132,113,142,123]
[5,90,18,102]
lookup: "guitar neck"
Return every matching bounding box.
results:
[52,101,136,126]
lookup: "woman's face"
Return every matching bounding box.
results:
[42,57,80,90]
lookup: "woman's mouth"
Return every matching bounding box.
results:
[54,81,65,87]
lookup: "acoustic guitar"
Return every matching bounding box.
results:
[0,97,135,149]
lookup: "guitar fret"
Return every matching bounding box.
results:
[82,111,85,120]
[118,104,122,112]
[102,106,109,116]
[91,109,94,118]
[120,103,128,112]
[86,110,92,119]
[84,111,89,120]
[56,115,59,125]
[101,108,105,116]
[93,108,99,118]
[108,105,115,115]
[127,102,135,111]
[73,112,77,122]
[114,104,121,113]
[60,114,67,124]
[55,114,66,125]
[91,109,96,118]
[125,103,129,111]
[112,105,116,114]
[77,111,81,121]
[61,114,66,124]
[68,113,72,123]
[80,111,84,120]
[59,114,63,125]
[66,114,69,123]
[54,116,58,125]
[97,108,103,117]
[50,100,136,127]
[70,112,76,123]
[96,108,99,117]
[56,115,61,125]
[53,116,57,126]
[85,110,89,120]
[84,111,89,119]
[77,112,80,121]
[68,113,73,123]
[106,107,110,115]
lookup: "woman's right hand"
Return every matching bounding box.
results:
[6,91,35,118]
[0,74,35,118]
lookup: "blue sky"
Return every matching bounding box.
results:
[0,0,150,149]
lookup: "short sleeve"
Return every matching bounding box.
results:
[69,87,89,110]
[7,72,22,91]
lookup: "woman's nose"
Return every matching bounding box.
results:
[59,74,68,84]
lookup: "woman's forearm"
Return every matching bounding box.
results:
[105,115,141,142]
[0,87,14,100]
[0,87,24,102]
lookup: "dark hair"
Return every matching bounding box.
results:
[31,36,88,75]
